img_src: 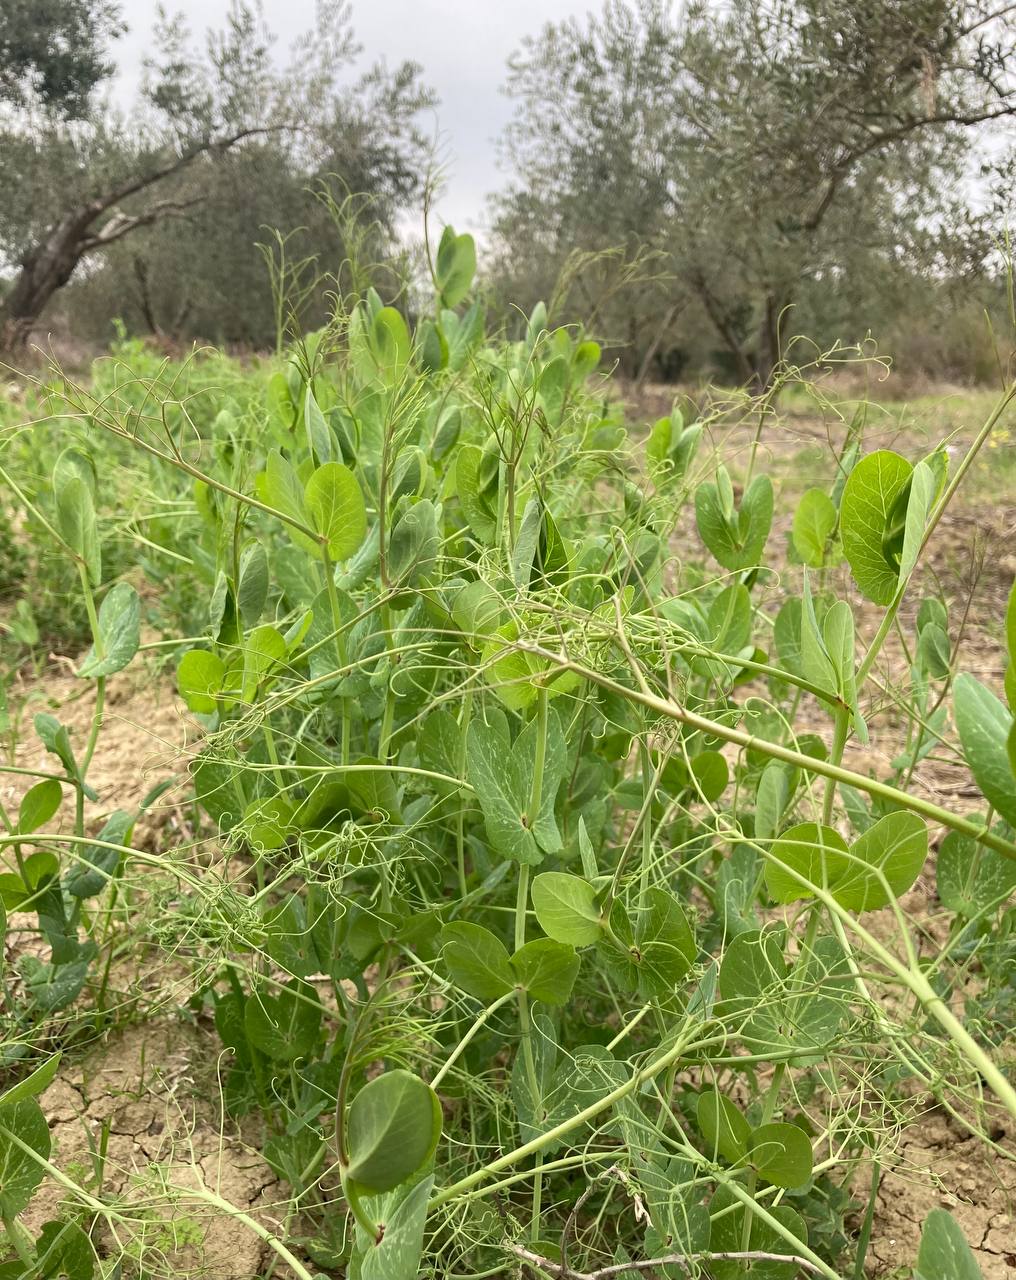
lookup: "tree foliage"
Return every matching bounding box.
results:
[492,0,1016,383]
[0,1,434,350]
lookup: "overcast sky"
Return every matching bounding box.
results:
[113,0,597,239]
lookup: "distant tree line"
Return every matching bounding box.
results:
[3,0,1016,384]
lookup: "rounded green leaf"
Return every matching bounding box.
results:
[345,1069,442,1193]
[697,1089,750,1165]
[531,872,602,946]
[0,1099,51,1216]
[832,811,928,912]
[510,937,580,1004]
[440,922,514,1001]
[916,1208,984,1280]
[17,779,62,835]
[840,450,912,604]
[77,582,141,678]
[304,462,367,561]
[435,225,477,309]
[954,673,1016,829]
[749,1121,813,1188]
[765,822,850,905]
[792,488,837,567]
[177,649,226,715]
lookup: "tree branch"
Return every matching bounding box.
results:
[80,195,205,253]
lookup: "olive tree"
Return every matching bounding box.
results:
[493,0,1016,385]
[0,1,433,353]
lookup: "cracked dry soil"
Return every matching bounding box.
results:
[28,1022,283,1280]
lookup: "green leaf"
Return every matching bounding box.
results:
[918,622,951,679]
[708,1186,808,1280]
[766,814,927,912]
[531,872,602,945]
[510,938,580,1004]
[259,449,316,555]
[454,444,496,545]
[36,1218,96,1280]
[17,780,62,834]
[792,488,837,567]
[244,980,321,1062]
[897,458,938,587]
[840,450,912,604]
[766,822,850,905]
[65,809,133,900]
[305,462,368,561]
[0,1099,51,1216]
[936,830,1016,918]
[345,1070,442,1193]
[177,648,226,715]
[304,387,334,463]
[832,811,928,912]
[241,625,287,702]
[749,1121,813,1188]
[695,472,773,571]
[77,582,141,678]
[600,888,696,999]
[696,1090,750,1164]
[351,1174,434,1280]
[440,922,514,1000]
[54,463,101,586]
[915,1208,984,1280]
[954,673,1016,828]
[237,540,270,627]
[800,578,836,696]
[371,307,411,378]
[464,707,567,865]
[435,225,477,308]
[0,1053,61,1106]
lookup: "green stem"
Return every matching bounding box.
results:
[455,692,473,898]
[429,1020,700,1210]
[821,706,850,826]
[516,647,1016,863]
[527,687,549,826]
[431,989,515,1089]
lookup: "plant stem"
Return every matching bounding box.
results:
[431,989,515,1089]
[517,647,1016,863]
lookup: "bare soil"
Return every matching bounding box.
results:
[27,1022,282,1280]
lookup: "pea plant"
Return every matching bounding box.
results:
[1,226,1014,1280]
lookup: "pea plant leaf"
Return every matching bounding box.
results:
[695,471,773,571]
[915,1208,984,1280]
[465,707,567,865]
[345,1070,442,1194]
[748,1121,814,1189]
[697,1089,750,1164]
[954,673,1016,828]
[510,937,580,1004]
[531,872,602,945]
[439,922,514,1000]
[792,487,837,567]
[17,779,62,834]
[0,1098,51,1216]
[600,888,696,999]
[177,649,227,715]
[243,979,321,1062]
[77,582,141,678]
[237,540,270,627]
[840,450,913,604]
[54,459,101,586]
[351,1174,435,1280]
[304,461,368,561]
[434,225,477,309]
[767,814,927,912]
